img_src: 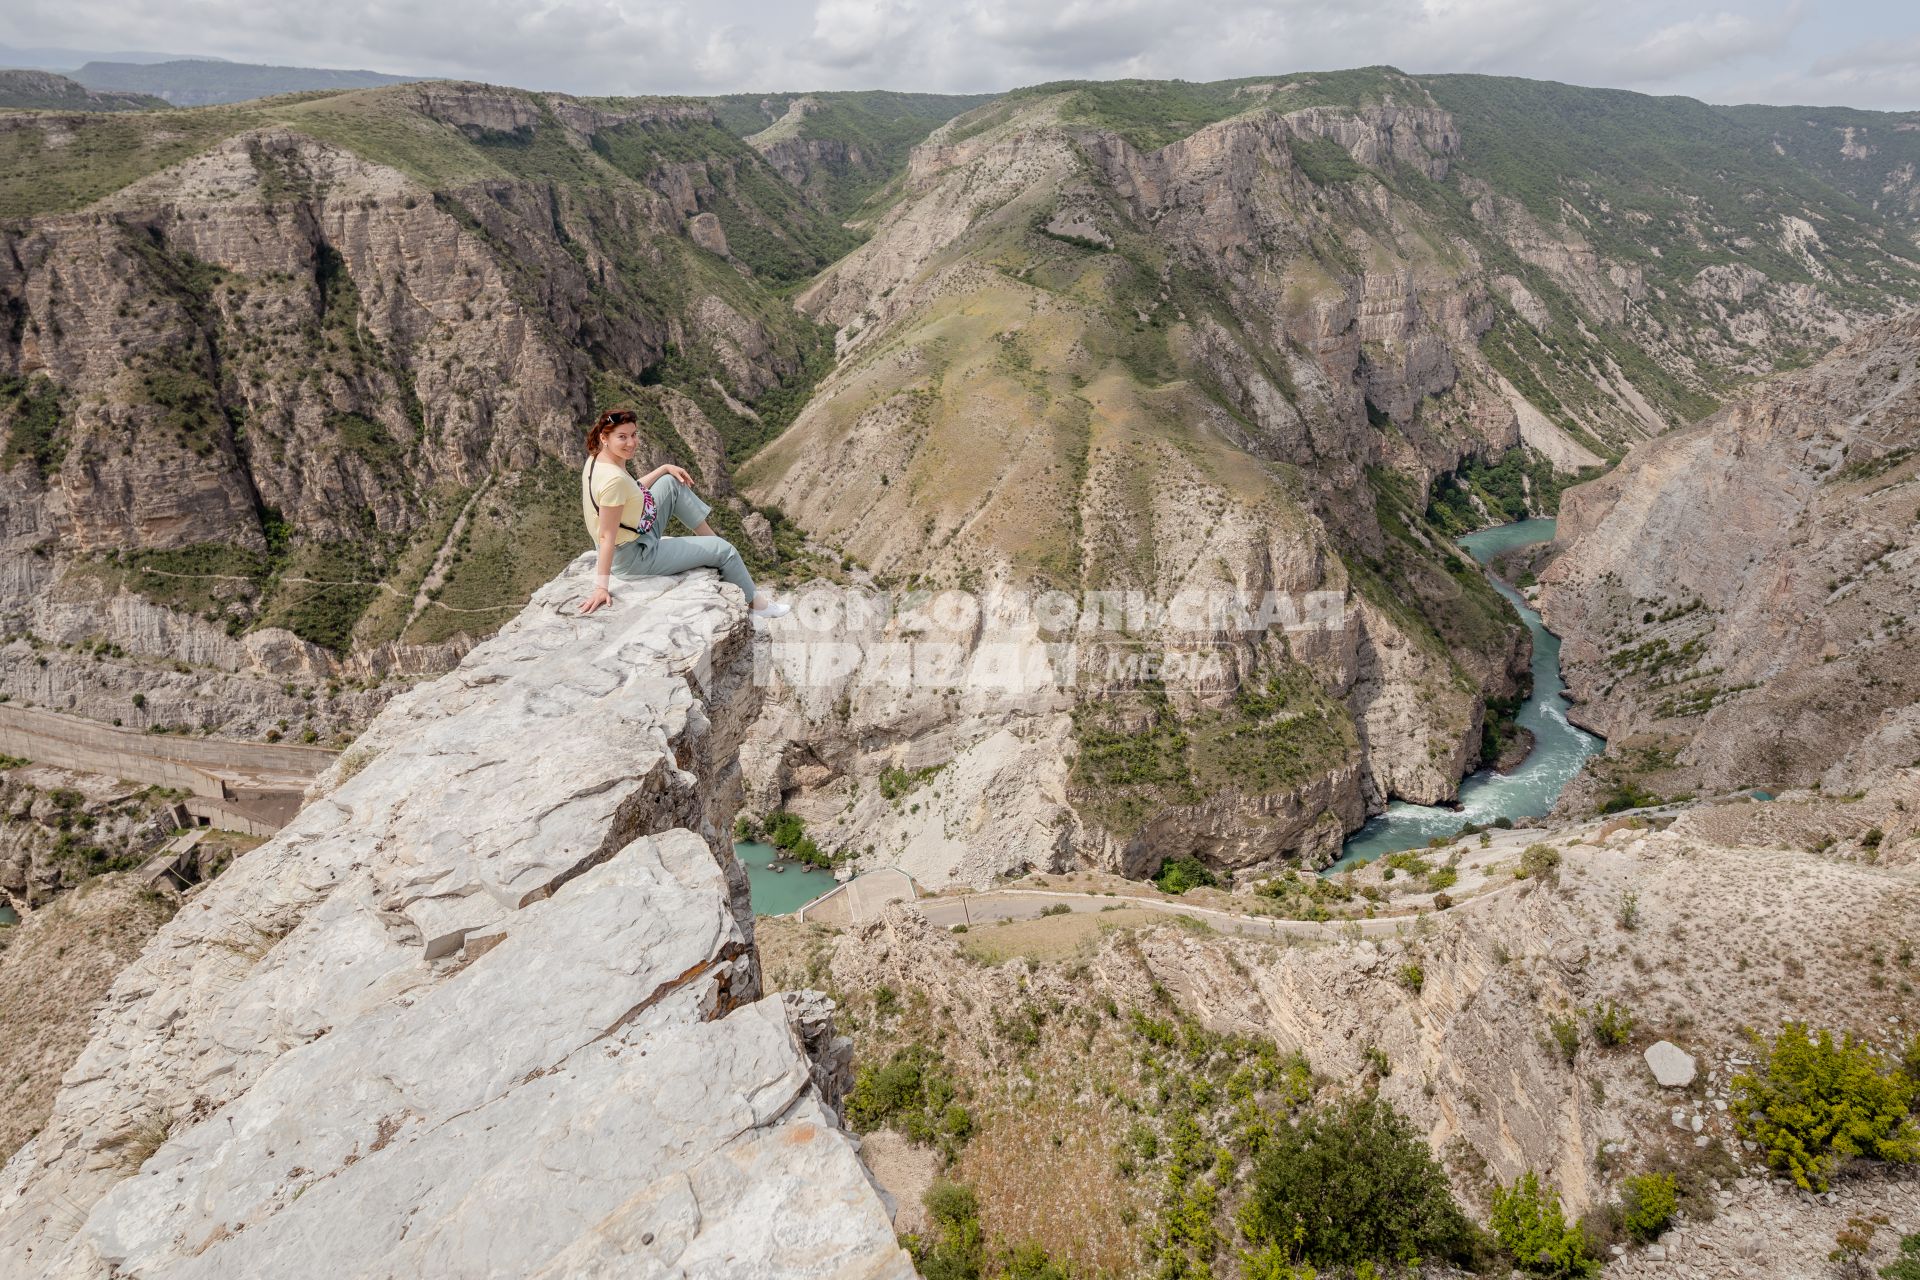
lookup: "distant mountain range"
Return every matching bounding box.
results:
[67,58,420,106]
[0,44,207,69]
[0,68,168,112]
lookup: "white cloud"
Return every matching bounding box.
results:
[0,0,1912,107]
[1609,4,1800,83]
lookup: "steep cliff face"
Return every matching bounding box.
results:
[0,83,834,741]
[1539,309,1920,799]
[0,559,909,1277]
[733,72,1920,886]
[736,79,1594,883]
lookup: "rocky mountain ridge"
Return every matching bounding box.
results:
[1,81,847,743]
[736,70,1920,884]
[0,69,167,113]
[1539,306,1920,804]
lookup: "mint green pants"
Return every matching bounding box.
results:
[609,474,757,600]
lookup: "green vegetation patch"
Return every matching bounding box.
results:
[109,543,270,619]
[0,107,251,217]
[1241,1093,1476,1272]
[1730,1022,1920,1192]
[1069,680,1202,837]
[1034,68,1409,152]
[903,1180,1075,1280]
[1254,869,1355,921]
[1490,1170,1600,1277]
[1288,134,1363,185]
[403,458,591,647]
[1619,1171,1677,1243]
[1152,856,1218,895]
[1426,447,1605,534]
[0,374,69,477]
[844,1042,974,1164]
[756,809,844,869]
[1422,73,1920,314]
[255,541,384,652]
[1189,664,1360,797]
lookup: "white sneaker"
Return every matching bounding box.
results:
[750,597,790,623]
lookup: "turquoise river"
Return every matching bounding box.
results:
[1331,518,1604,870]
[737,518,1602,909]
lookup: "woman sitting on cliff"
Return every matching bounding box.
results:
[577,407,788,620]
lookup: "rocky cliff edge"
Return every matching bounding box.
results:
[0,558,910,1278]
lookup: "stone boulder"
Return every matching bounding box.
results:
[1645,1039,1698,1088]
[688,211,730,257]
[743,511,778,559]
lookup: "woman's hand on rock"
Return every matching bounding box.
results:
[579,587,612,615]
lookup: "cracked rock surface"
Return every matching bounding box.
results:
[0,558,909,1278]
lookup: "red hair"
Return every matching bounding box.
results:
[585,406,638,457]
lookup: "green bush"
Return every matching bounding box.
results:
[844,1044,975,1162]
[1238,1093,1474,1270]
[1730,1022,1920,1191]
[879,762,943,801]
[1154,856,1218,895]
[1548,1015,1580,1065]
[1518,844,1561,879]
[912,1180,986,1280]
[906,1179,1074,1280]
[1491,1171,1600,1277]
[760,809,838,868]
[1881,1232,1920,1280]
[1616,890,1641,930]
[1619,1171,1677,1242]
[1398,963,1425,994]
[1589,998,1635,1048]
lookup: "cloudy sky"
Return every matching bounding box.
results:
[5,0,1919,109]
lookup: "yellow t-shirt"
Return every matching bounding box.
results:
[582,461,648,546]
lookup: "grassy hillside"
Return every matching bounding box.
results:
[1423,76,1920,302]
[1010,67,1410,150]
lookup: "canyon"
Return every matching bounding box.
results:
[7,73,1920,890]
[2,66,1919,1277]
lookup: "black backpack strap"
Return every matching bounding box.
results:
[584,459,643,536]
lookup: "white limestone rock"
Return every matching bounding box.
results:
[1645,1039,1698,1088]
[0,560,910,1279]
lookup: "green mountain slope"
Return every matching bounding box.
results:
[1715,102,1920,232]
